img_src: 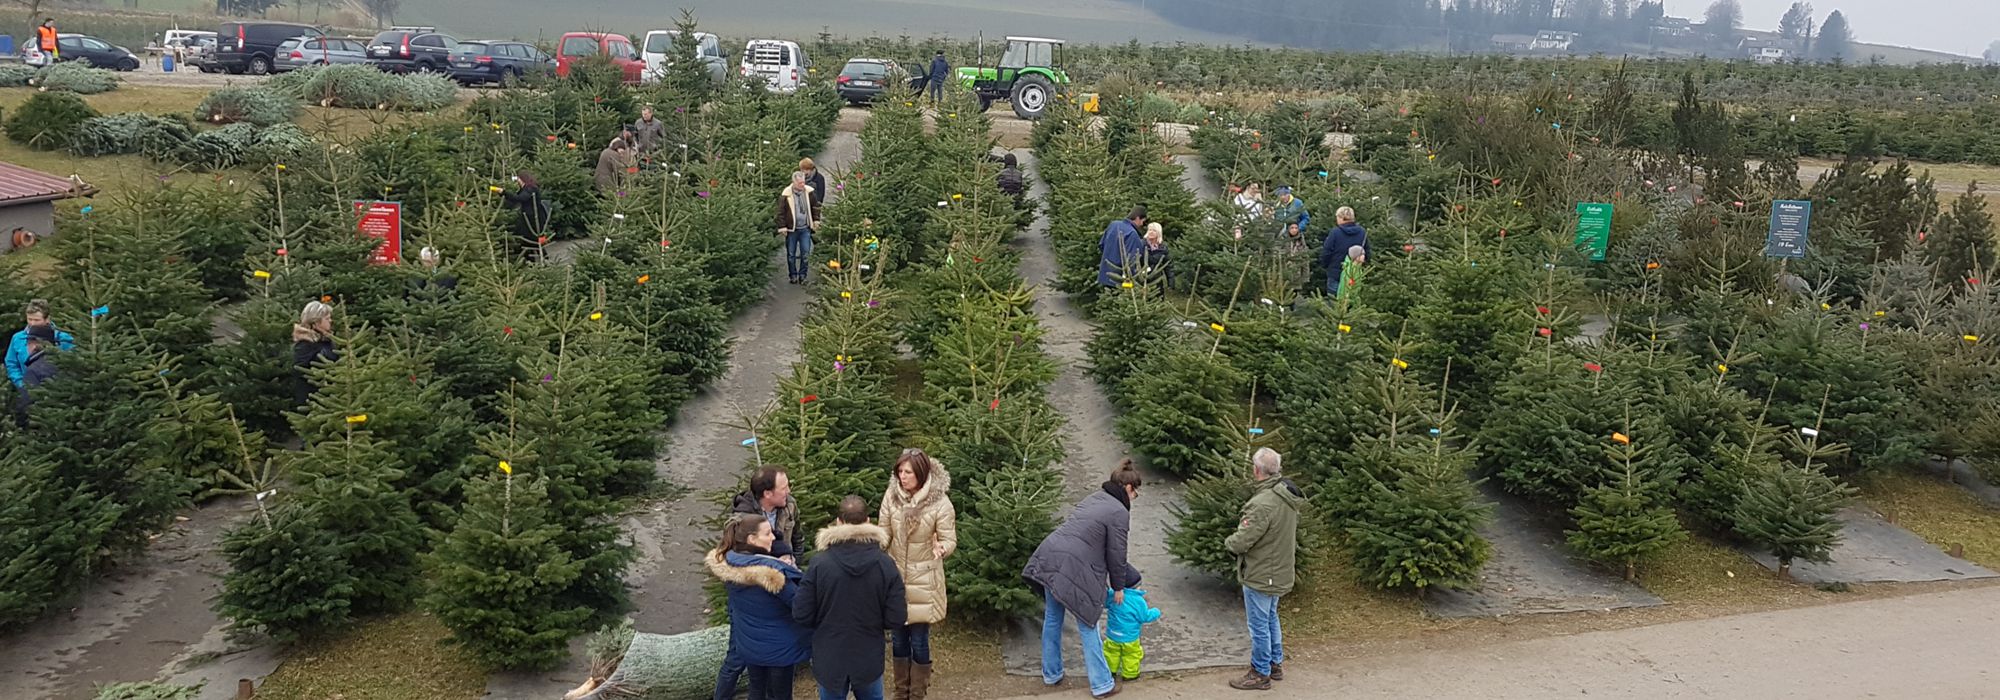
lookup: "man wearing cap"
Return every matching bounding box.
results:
[7,299,73,388]
[1270,186,1309,245]
[12,323,60,427]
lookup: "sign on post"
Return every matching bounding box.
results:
[1764,199,1812,259]
[1574,202,1613,262]
[354,200,402,265]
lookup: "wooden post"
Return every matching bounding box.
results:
[237,679,255,699]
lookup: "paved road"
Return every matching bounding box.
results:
[1001,584,2000,699]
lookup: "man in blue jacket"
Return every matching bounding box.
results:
[7,299,73,388]
[1318,206,1369,294]
[927,50,950,103]
[1098,206,1148,288]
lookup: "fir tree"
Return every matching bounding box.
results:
[1735,298,1923,472]
[1921,184,1996,292]
[947,467,1062,621]
[1112,343,1250,477]
[0,448,120,626]
[1730,397,1857,577]
[215,500,357,642]
[425,469,593,670]
[1338,371,1491,592]
[1566,429,1687,581]
[283,416,427,615]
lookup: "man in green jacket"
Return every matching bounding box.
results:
[1223,447,1302,691]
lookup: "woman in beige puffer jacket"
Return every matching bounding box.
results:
[880,448,957,700]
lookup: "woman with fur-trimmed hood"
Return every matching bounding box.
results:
[878,449,958,700]
[706,514,813,700]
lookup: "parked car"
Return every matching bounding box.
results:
[160,29,215,57]
[212,21,322,75]
[275,36,370,72]
[639,29,725,84]
[182,35,218,69]
[366,28,458,73]
[54,34,140,71]
[449,40,553,85]
[738,39,809,93]
[555,31,643,83]
[835,58,907,105]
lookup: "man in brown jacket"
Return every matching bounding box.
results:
[594,138,635,193]
[776,171,822,284]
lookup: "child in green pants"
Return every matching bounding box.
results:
[1337,245,1367,301]
[1103,586,1164,681]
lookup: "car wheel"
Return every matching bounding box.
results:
[1011,75,1053,120]
[119,57,139,71]
[248,55,270,75]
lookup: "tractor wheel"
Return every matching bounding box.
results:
[977,95,994,113]
[1011,74,1054,120]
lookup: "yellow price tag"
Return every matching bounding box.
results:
[1874,310,1887,317]
[1120,281,1134,289]
[252,270,271,279]
[590,312,604,321]
[345,414,368,424]
[1612,432,1631,444]
[498,461,512,475]
[488,185,504,193]
[840,291,852,299]
[1965,335,1981,343]
[1391,358,1409,369]
[1716,363,1728,374]
[1209,323,1226,333]
[1337,324,1352,333]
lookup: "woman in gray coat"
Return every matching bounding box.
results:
[1022,461,1144,698]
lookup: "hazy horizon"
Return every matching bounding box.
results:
[1662,0,1995,57]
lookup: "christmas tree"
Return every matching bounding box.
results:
[0,448,120,626]
[281,414,426,615]
[1336,369,1491,592]
[1112,342,1250,477]
[1921,184,1996,293]
[945,467,1060,621]
[1565,428,1687,582]
[1735,297,1923,472]
[215,498,358,642]
[1729,397,1857,578]
[425,468,594,670]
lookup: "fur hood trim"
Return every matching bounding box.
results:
[814,522,888,550]
[779,184,817,198]
[884,465,951,518]
[705,549,786,594]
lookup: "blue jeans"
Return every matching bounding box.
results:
[927,77,943,102]
[1243,587,1285,676]
[786,227,814,282]
[713,642,746,700]
[892,623,932,664]
[815,676,883,700]
[1041,588,1116,696]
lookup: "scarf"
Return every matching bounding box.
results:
[789,188,814,231]
[1101,481,1131,510]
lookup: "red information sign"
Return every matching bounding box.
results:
[354,200,402,265]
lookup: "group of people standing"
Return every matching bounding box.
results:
[707,449,955,700]
[705,445,1302,699]
[498,104,679,259]
[1099,185,1371,297]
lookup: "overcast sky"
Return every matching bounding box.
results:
[1662,0,1997,57]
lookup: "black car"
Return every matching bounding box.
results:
[448,41,554,85]
[836,58,908,105]
[366,29,457,73]
[212,21,322,75]
[54,34,139,71]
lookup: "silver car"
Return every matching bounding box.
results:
[274,36,370,72]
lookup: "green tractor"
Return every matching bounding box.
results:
[954,36,1071,120]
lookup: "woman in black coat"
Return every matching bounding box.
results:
[500,170,550,260]
[291,300,337,406]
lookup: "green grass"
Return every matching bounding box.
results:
[1857,470,2000,571]
[254,612,488,700]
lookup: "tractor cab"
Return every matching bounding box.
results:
[955,36,1071,120]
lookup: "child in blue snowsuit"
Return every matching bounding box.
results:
[1102,586,1164,681]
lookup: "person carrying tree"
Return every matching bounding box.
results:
[1224,448,1302,691]
[1319,206,1368,296]
[879,449,957,700]
[7,299,72,388]
[1097,206,1148,288]
[11,323,59,428]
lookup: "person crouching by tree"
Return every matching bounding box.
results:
[291,301,337,407]
[795,495,905,700]
[1225,448,1302,691]
[594,138,635,194]
[500,170,550,261]
[777,171,822,285]
[1023,461,1144,698]
[880,449,957,700]
[997,153,1026,208]
[12,324,60,428]
[1318,206,1368,297]
[707,514,813,700]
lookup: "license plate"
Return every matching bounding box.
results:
[371,49,389,57]
[852,80,877,87]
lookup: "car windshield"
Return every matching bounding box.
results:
[371,31,407,45]
[842,62,888,78]
[278,39,302,51]
[455,43,487,55]
[560,36,598,57]
[643,33,673,54]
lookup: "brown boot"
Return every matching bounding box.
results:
[909,661,934,700]
[1270,662,1284,681]
[1228,669,1272,691]
[892,657,912,700]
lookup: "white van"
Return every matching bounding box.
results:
[640,29,724,84]
[738,39,808,93]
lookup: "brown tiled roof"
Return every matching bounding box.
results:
[0,161,93,206]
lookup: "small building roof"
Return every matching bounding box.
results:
[1004,37,1066,44]
[0,162,94,206]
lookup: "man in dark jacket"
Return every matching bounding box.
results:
[629,104,664,156]
[997,153,1026,207]
[12,324,58,427]
[731,467,800,560]
[1318,206,1368,295]
[1223,448,1302,691]
[794,495,905,700]
[1097,207,1148,288]
[800,157,828,207]
[926,50,949,103]
[1022,462,1143,698]
[777,172,823,284]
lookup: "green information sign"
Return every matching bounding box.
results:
[1574,202,1613,262]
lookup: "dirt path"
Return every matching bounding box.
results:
[999,149,1250,677]
[999,583,2000,699]
[0,499,281,700]
[485,130,863,699]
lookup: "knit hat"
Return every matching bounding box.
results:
[1274,186,1292,196]
[26,323,55,344]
